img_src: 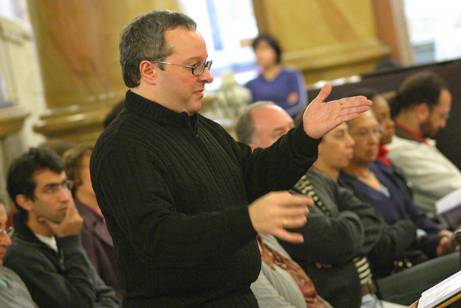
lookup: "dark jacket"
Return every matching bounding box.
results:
[4,212,118,308]
[76,199,123,301]
[280,169,384,308]
[90,91,320,307]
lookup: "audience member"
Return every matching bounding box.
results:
[341,111,454,260]
[90,10,371,307]
[236,103,329,308]
[388,71,461,217]
[0,200,37,308]
[245,33,306,117]
[63,144,123,301]
[236,103,395,308]
[5,148,118,308]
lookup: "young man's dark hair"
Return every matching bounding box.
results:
[251,33,283,64]
[7,147,64,211]
[393,71,447,114]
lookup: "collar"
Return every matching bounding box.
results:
[395,121,428,144]
[125,90,199,132]
[75,198,114,247]
[377,145,392,167]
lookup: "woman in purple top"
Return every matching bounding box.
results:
[246,33,306,117]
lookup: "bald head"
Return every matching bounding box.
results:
[236,102,294,149]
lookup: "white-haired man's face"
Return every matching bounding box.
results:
[251,105,294,149]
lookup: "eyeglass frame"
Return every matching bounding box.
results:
[0,226,14,238]
[150,60,213,76]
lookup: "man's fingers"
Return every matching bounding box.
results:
[312,83,332,104]
[282,216,307,229]
[336,97,372,109]
[273,192,313,207]
[278,207,309,218]
[273,229,304,244]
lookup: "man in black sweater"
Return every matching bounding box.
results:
[5,148,118,308]
[90,10,372,307]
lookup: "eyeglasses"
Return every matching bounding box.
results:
[151,60,212,76]
[350,128,382,140]
[42,180,73,195]
[0,226,14,238]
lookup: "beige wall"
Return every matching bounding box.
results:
[253,0,390,84]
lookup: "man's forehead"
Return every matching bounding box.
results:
[33,169,66,185]
[164,28,207,59]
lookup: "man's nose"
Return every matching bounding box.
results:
[200,68,213,84]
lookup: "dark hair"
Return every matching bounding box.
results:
[252,33,282,64]
[103,100,124,128]
[7,148,64,211]
[38,138,77,158]
[394,71,447,114]
[120,10,197,87]
[63,143,94,194]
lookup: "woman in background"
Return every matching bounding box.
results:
[246,33,306,117]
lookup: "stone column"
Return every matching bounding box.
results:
[27,0,178,142]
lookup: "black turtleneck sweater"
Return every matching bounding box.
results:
[90,91,320,307]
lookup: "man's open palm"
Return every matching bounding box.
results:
[303,84,372,139]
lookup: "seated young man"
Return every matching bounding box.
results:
[236,102,404,308]
[5,148,118,308]
[0,200,37,308]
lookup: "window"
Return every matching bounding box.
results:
[405,0,461,64]
[179,0,259,89]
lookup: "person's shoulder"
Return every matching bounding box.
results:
[281,67,302,77]
[5,240,44,267]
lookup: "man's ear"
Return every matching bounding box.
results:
[138,60,158,85]
[15,194,33,212]
[415,103,430,123]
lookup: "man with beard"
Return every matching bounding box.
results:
[4,148,118,308]
[388,71,461,218]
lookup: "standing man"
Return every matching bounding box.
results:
[90,10,371,307]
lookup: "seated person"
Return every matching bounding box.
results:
[245,33,306,117]
[252,235,330,308]
[387,71,461,218]
[63,144,123,301]
[5,148,118,308]
[236,102,396,308]
[0,200,37,308]
[340,110,454,260]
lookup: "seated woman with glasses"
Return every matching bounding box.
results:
[245,33,306,117]
[339,110,455,266]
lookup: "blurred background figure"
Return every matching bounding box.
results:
[245,33,306,118]
[64,144,123,301]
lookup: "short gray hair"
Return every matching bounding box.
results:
[120,10,197,87]
[235,101,275,144]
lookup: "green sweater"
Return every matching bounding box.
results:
[90,91,319,307]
